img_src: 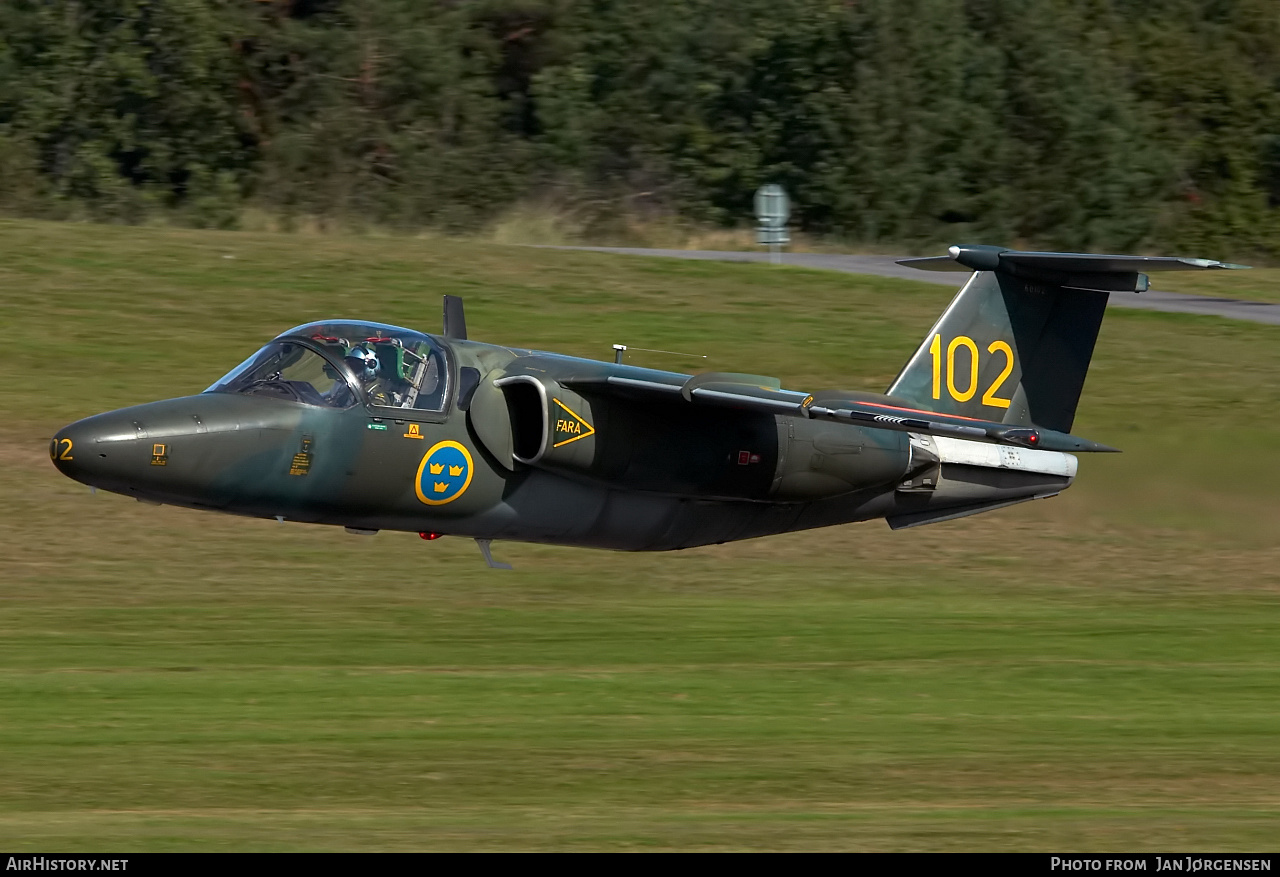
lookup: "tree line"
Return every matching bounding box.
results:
[1,0,1277,256]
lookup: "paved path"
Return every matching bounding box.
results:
[549,246,1280,326]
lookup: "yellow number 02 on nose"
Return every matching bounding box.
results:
[929,334,1014,409]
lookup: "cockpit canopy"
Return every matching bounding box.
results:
[206,320,449,411]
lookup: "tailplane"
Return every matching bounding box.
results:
[888,245,1246,432]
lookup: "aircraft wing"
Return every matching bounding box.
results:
[561,372,1116,453]
[802,396,1116,452]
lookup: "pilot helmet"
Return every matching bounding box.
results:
[345,346,379,381]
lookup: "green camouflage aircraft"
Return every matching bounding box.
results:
[51,245,1245,567]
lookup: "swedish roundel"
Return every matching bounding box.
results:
[415,440,474,506]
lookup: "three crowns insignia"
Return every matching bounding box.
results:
[421,444,470,503]
[428,457,466,494]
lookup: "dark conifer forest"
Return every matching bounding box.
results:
[1,0,1277,255]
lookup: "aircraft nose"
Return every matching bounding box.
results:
[50,422,89,479]
[49,412,143,489]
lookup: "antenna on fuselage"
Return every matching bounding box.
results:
[443,295,467,340]
[610,344,707,365]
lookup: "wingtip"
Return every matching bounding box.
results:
[895,255,972,272]
[1180,257,1250,270]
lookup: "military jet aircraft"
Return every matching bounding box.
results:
[51,245,1244,567]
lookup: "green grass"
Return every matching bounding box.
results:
[1156,267,1280,302]
[2,219,1280,850]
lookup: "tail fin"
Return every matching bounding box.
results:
[887,245,1246,433]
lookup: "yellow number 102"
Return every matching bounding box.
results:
[929,334,1014,409]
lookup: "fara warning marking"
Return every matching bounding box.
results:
[415,440,474,505]
[552,397,595,448]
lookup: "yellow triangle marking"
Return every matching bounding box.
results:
[551,398,596,448]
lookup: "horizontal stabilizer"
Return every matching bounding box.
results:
[998,252,1249,274]
[899,245,1248,288]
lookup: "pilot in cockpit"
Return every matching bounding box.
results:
[344,345,398,407]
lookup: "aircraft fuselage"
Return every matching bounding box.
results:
[51,327,1075,551]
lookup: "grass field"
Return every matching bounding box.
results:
[2,220,1280,850]
[1158,267,1280,303]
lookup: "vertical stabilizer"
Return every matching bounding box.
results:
[888,245,1246,433]
[887,270,1106,432]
